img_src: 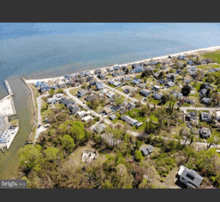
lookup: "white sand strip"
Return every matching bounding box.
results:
[24,46,220,84]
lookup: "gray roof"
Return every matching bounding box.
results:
[199,127,211,138]
[121,115,138,126]
[201,112,212,122]
[141,145,154,156]
[59,97,75,106]
[140,89,151,97]
[178,165,203,188]
[109,114,117,120]
[153,92,163,100]
[96,82,104,90]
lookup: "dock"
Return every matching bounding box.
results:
[4,80,13,96]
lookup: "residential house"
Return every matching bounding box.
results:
[101,133,122,147]
[199,88,207,97]
[178,55,186,60]
[177,165,203,188]
[176,69,182,74]
[109,114,117,120]
[47,97,57,104]
[152,85,161,91]
[59,97,75,107]
[153,92,163,100]
[124,88,130,94]
[102,106,112,115]
[131,77,141,85]
[106,91,115,98]
[69,104,79,114]
[138,83,146,88]
[139,89,151,97]
[182,97,195,105]
[121,115,138,126]
[95,69,102,75]
[95,82,104,90]
[165,81,175,88]
[201,98,211,105]
[172,91,183,99]
[153,72,159,78]
[93,123,106,133]
[112,81,121,87]
[141,145,154,156]
[127,102,136,110]
[199,127,211,139]
[167,74,176,81]
[187,60,194,65]
[136,122,143,128]
[77,89,87,97]
[85,94,96,102]
[214,111,220,121]
[113,65,120,71]
[200,112,212,122]
[35,81,43,88]
[82,115,94,122]
[122,77,131,82]
[85,71,91,76]
[76,110,87,117]
[185,111,197,121]
[107,66,114,72]
[157,79,166,85]
[39,83,49,92]
[79,72,87,78]
[98,74,105,80]
[86,76,94,82]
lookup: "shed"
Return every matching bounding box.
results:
[141,145,154,156]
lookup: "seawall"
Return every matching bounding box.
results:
[4,80,13,96]
[20,76,36,144]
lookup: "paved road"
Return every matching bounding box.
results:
[34,93,49,145]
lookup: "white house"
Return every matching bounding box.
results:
[82,115,94,122]
[76,110,87,117]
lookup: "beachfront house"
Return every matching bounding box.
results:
[139,89,151,97]
[113,65,120,71]
[141,145,154,156]
[178,55,186,60]
[39,83,49,92]
[177,165,203,188]
[35,81,43,88]
[107,66,114,72]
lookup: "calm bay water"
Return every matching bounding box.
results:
[0,23,220,179]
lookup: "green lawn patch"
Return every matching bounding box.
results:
[69,87,81,96]
[201,50,220,63]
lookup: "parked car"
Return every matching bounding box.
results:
[37,124,41,128]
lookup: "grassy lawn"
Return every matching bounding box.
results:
[196,64,220,71]
[200,50,220,63]
[133,91,144,100]
[69,87,81,96]
[147,97,160,105]
[10,119,18,126]
[194,83,202,91]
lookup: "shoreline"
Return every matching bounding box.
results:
[24,46,220,84]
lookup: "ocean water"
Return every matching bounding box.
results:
[1,23,220,179]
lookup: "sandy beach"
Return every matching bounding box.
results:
[24,46,220,84]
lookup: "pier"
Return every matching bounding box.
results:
[4,80,13,96]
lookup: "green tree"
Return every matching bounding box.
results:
[61,135,75,153]
[49,89,55,96]
[114,96,124,106]
[18,144,44,171]
[134,150,144,162]
[44,147,60,162]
